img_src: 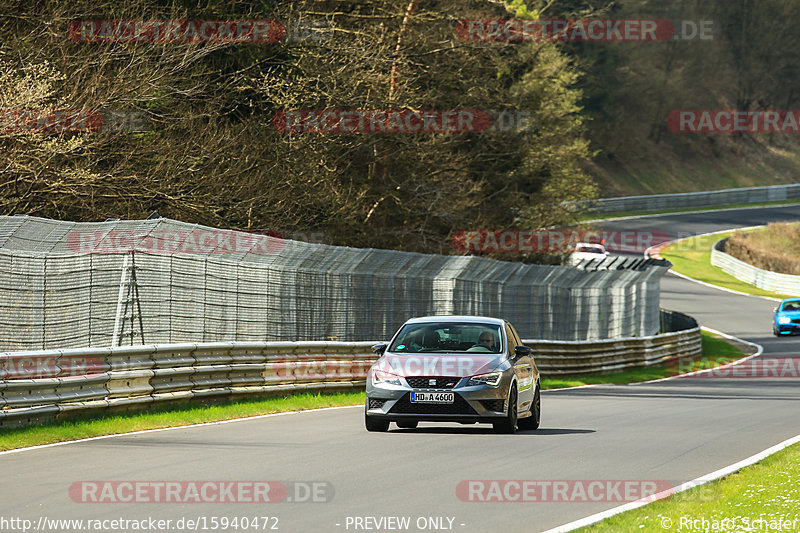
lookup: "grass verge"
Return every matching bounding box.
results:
[0,332,748,451]
[660,232,793,300]
[0,391,364,452]
[578,441,800,532]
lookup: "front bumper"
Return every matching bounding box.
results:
[776,320,800,334]
[365,377,510,423]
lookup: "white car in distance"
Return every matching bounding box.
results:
[570,242,609,266]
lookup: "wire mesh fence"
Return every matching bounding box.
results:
[0,216,671,350]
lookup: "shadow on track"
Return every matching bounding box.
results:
[390,426,595,435]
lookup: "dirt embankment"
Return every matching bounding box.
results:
[725,223,800,275]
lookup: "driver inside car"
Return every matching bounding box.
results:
[467,330,496,352]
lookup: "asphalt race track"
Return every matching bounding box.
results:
[2,205,800,533]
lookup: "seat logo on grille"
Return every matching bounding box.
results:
[429,379,437,386]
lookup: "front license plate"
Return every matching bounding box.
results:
[410,392,454,404]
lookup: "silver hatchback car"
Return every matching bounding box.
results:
[365,316,540,433]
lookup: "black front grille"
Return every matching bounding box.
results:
[389,393,477,415]
[479,399,505,412]
[405,376,460,389]
[369,398,387,409]
[791,318,800,324]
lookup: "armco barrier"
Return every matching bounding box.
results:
[711,238,800,295]
[0,341,377,428]
[0,311,700,428]
[583,184,800,214]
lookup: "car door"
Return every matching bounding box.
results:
[505,322,534,411]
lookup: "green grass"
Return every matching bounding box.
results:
[660,232,793,300]
[578,199,800,223]
[0,391,364,451]
[0,333,747,450]
[578,441,800,532]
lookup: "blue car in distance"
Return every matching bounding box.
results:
[773,298,800,336]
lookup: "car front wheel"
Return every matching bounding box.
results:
[493,385,518,434]
[518,382,540,430]
[365,413,390,432]
[365,401,390,432]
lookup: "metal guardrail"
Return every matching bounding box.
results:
[584,184,800,214]
[0,341,377,428]
[531,310,701,376]
[711,238,800,295]
[0,311,701,428]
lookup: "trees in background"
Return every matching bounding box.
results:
[3,0,796,253]
[0,0,594,254]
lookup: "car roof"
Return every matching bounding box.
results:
[405,315,506,326]
[781,298,800,304]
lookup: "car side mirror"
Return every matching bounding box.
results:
[372,343,387,355]
[514,345,532,357]
[773,307,778,313]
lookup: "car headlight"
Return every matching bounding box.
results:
[371,369,403,386]
[468,372,502,387]
[778,316,792,324]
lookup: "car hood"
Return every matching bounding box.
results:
[374,353,503,377]
[777,310,800,318]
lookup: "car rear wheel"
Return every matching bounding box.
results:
[396,420,418,429]
[493,385,518,434]
[518,382,540,430]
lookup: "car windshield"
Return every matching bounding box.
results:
[781,301,800,312]
[576,245,604,253]
[388,322,503,354]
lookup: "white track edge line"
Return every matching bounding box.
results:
[541,431,800,533]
